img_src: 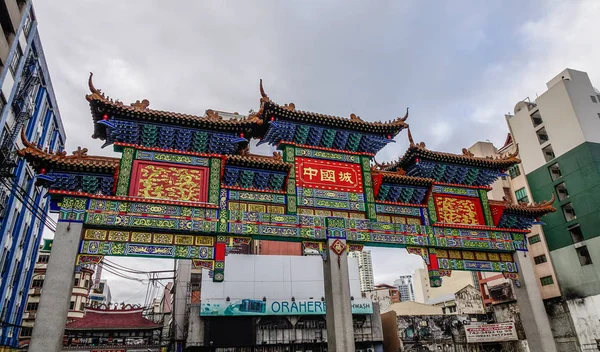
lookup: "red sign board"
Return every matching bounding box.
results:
[295,157,363,193]
[129,160,209,202]
[434,194,485,225]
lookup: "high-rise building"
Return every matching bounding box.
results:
[506,68,600,350]
[0,1,65,348]
[19,239,95,345]
[393,275,415,302]
[468,139,561,303]
[348,250,374,292]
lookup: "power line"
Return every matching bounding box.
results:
[0,177,57,233]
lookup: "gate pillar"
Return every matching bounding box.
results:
[29,221,83,352]
[323,236,355,352]
[512,250,558,352]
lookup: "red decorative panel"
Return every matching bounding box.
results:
[489,203,506,226]
[129,161,209,202]
[372,173,383,198]
[295,157,363,192]
[434,195,485,225]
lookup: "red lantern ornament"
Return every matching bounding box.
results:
[40,168,46,175]
[103,114,109,120]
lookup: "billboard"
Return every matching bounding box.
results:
[200,298,373,316]
[465,322,518,343]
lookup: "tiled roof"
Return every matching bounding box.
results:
[377,129,520,171]
[373,170,435,186]
[490,194,556,217]
[65,307,161,331]
[17,129,119,172]
[226,151,292,171]
[255,80,409,135]
[86,73,263,138]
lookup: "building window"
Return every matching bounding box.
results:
[508,165,521,179]
[69,301,75,310]
[530,111,543,127]
[20,327,32,337]
[592,95,598,103]
[529,234,541,245]
[568,225,584,243]
[38,255,49,263]
[542,145,555,163]
[562,203,577,222]
[555,182,569,201]
[9,44,22,77]
[533,254,547,265]
[74,278,80,287]
[503,187,513,203]
[31,279,43,288]
[26,302,39,311]
[0,92,6,116]
[23,11,33,36]
[549,163,562,181]
[536,127,549,144]
[515,188,529,203]
[540,276,554,286]
[576,246,593,266]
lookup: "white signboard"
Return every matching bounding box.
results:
[465,322,518,343]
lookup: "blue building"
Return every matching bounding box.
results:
[0,1,65,348]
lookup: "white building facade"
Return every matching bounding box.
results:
[393,275,415,302]
[505,68,600,351]
[348,250,374,292]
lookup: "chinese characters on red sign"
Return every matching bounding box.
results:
[295,157,363,193]
[434,195,485,225]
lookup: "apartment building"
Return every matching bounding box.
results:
[505,68,600,350]
[468,139,561,303]
[19,239,94,345]
[0,1,65,348]
[348,250,374,292]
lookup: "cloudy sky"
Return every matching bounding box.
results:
[35,0,600,303]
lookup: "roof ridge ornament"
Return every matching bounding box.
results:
[130,99,150,110]
[282,103,295,111]
[350,113,363,121]
[71,147,88,158]
[461,148,474,157]
[87,72,107,101]
[259,79,270,103]
[206,109,223,120]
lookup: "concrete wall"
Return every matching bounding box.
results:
[381,311,400,352]
[413,266,475,303]
[201,255,361,300]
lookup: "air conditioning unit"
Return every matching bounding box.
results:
[367,348,375,352]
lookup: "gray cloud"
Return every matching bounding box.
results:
[34,0,599,302]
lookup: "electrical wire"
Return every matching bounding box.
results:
[3,176,58,230]
[0,177,57,233]
[0,178,57,232]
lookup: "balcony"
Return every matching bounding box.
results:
[549,163,562,181]
[555,182,569,201]
[542,145,555,163]
[562,203,577,222]
[536,127,549,145]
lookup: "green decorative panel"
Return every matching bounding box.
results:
[59,197,88,222]
[427,195,437,223]
[209,158,222,204]
[479,189,494,226]
[116,147,135,196]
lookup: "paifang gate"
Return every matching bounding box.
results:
[21,74,555,352]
